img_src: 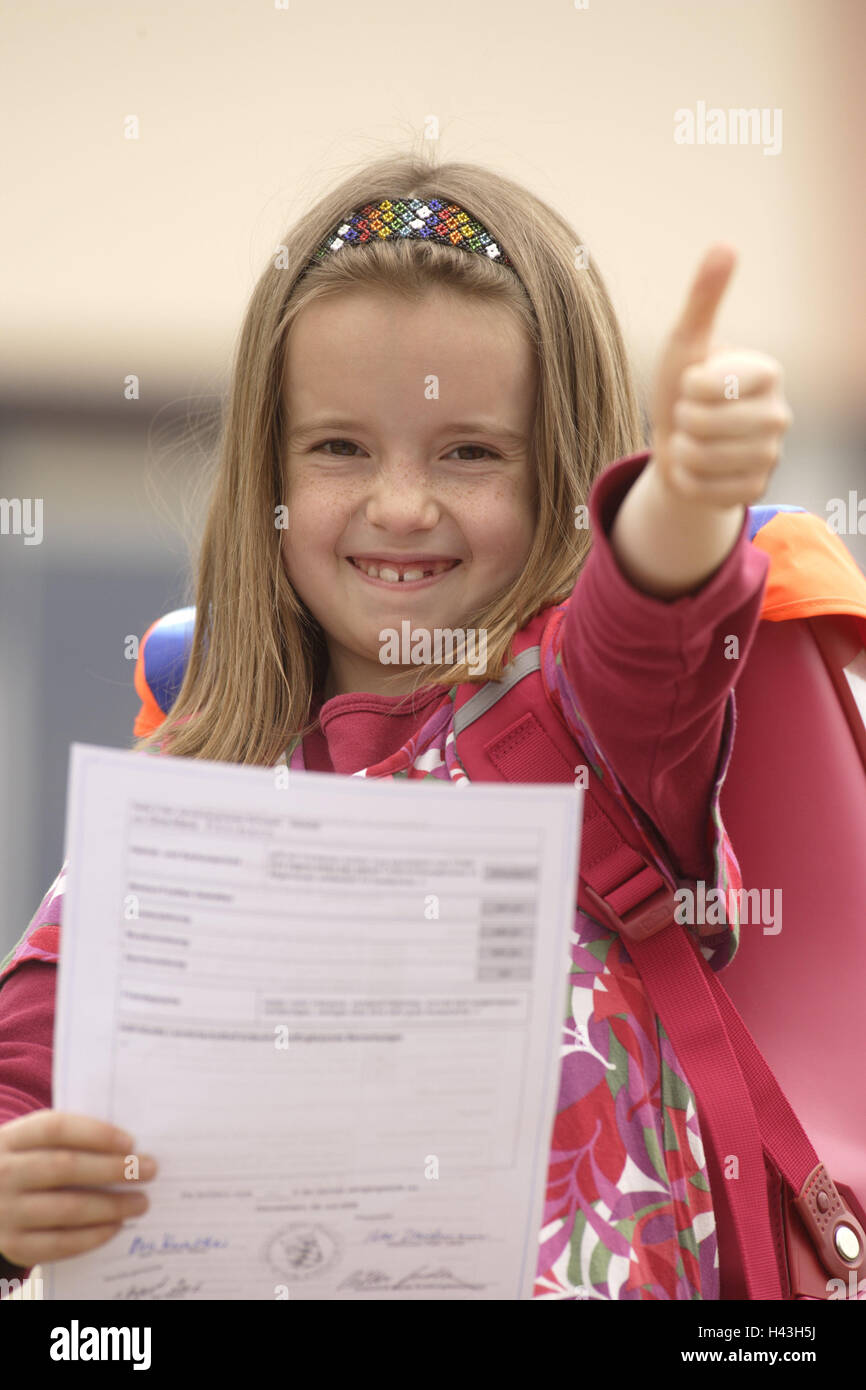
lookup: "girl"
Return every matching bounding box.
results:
[0,153,792,1299]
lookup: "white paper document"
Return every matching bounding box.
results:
[45,743,582,1300]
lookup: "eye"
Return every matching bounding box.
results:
[449,445,500,461]
[313,439,363,456]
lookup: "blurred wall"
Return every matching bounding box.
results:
[1,0,864,950]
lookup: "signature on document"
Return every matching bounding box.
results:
[338,1264,486,1293]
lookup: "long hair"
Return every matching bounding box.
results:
[134,152,646,765]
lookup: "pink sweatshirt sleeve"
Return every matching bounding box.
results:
[0,960,55,1286]
[558,449,770,883]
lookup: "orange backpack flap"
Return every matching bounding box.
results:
[754,506,866,625]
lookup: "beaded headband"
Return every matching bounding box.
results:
[306,196,515,273]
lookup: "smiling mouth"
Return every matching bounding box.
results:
[348,557,461,584]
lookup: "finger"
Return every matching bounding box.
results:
[0,1112,134,1155]
[670,244,738,352]
[2,1222,123,1268]
[1,1147,157,1195]
[669,431,782,475]
[13,1185,149,1231]
[681,350,782,402]
[671,467,770,507]
[673,396,792,440]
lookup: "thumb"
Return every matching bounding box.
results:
[670,243,738,354]
[651,243,738,445]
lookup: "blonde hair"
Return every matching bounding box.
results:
[134,151,646,765]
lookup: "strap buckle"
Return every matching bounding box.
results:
[580,881,677,943]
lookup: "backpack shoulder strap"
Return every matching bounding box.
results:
[455,602,681,941]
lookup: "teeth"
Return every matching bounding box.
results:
[351,558,454,583]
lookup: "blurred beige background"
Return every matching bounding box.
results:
[1,0,864,948]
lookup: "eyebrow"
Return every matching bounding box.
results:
[287,419,528,446]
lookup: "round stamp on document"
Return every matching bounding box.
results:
[264,1222,342,1282]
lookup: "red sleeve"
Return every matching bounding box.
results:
[0,960,55,1287]
[561,450,770,881]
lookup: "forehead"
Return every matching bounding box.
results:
[283,287,536,417]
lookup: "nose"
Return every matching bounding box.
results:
[363,458,441,534]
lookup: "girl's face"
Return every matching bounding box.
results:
[281,286,538,698]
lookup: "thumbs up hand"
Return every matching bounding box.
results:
[649,244,792,510]
[610,246,793,598]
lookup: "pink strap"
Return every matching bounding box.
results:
[576,777,785,1299]
[626,926,784,1298]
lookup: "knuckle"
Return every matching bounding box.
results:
[37,1109,62,1141]
[765,357,782,384]
[760,438,779,465]
[51,1148,77,1184]
[670,430,698,463]
[57,1189,86,1223]
[672,399,699,433]
[672,463,699,496]
[680,363,706,393]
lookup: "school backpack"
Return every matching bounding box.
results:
[132,502,866,1300]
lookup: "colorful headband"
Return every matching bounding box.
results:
[307,196,515,272]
